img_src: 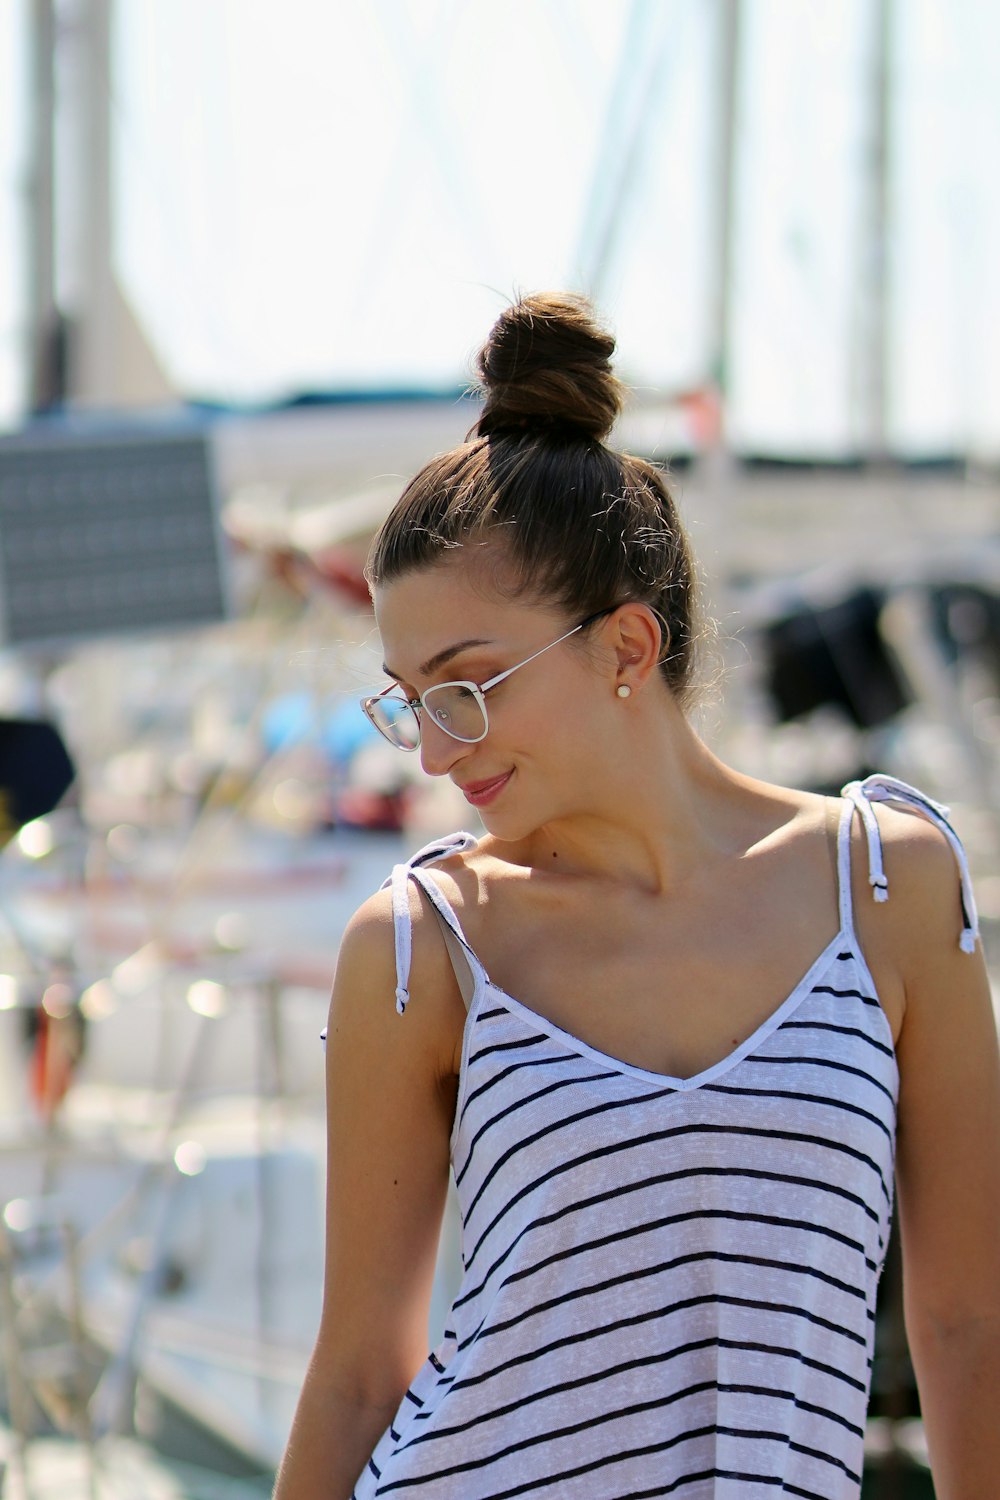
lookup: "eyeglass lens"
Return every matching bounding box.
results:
[368,682,488,749]
[422,683,486,742]
[366,694,421,750]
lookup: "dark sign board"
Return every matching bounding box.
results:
[0,425,229,648]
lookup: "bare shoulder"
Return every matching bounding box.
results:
[331,885,398,1010]
[329,878,467,1084]
[859,798,967,957]
[839,790,987,1049]
[317,877,468,1404]
[407,835,526,923]
[872,801,1000,1337]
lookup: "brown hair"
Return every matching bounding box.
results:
[367,292,701,704]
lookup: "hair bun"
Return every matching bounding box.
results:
[475,292,625,443]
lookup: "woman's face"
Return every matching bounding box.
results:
[373,557,619,838]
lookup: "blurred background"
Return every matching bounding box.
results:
[0,1,997,1495]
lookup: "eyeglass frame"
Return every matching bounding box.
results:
[361,606,619,750]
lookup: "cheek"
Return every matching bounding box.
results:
[522,682,611,763]
[489,658,610,760]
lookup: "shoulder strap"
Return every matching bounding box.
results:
[840,773,979,953]
[833,796,857,938]
[319,832,482,1046]
[381,832,485,1014]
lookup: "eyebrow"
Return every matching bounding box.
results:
[382,637,497,682]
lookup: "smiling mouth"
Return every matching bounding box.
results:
[459,770,513,805]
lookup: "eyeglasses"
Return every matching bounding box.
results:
[361,608,615,751]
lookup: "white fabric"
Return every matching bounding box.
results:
[346,775,973,1498]
[842,774,979,952]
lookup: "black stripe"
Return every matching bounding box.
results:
[379,1424,719,1495]
[455,1068,617,1187]
[702,1082,894,1141]
[609,1475,825,1500]
[402,1378,854,1484]
[479,1204,870,1297]
[402,1374,719,1450]
[719,1383,864,1439]
[812,983,881,1007]
[427,1352,445,1374]
[458,1052,581,1130]
[478,1005,510,1021]
[788,1437,861,1483]
[455,1159,879,1309]
[411,843,463,868]
[464,1085,673,1223]
[746,1052,897,1104]
[452,1278,869,1392]
[459,1246,868,1354]
[384,1418,733,1493]
[473,1296,869,1386]
[467,1032,548,1066]
[780,1018,894,1057]
[465,1119,891,1268]
[438,1295,866,1407]
[380,1414,855,1497]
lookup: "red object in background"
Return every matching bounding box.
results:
[677,386,723,447]
[336,785,408,832]
[27,998,85,1121]
[312,547,373,608]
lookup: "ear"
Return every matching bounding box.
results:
[606,603,663,690]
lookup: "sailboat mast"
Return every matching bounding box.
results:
[866,0,891,459]
[709,0,740,423]
[26,0,59,411]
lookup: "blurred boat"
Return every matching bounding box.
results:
[0,812,443,1476]
[0,427,472,1480]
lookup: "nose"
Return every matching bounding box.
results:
[418,717,473,779]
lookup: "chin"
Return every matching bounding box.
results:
[474,794,564,846]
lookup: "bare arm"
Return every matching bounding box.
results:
[273,883,463,1500]
[876,811,1000,1497]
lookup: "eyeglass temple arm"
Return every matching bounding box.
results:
[479,609,613,694]
[367,681,419,707]
[370,608,616,703]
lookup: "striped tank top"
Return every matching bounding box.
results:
[350,774,979,1500]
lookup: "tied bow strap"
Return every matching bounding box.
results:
[841,774,979,954]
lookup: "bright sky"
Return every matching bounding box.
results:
[2,0,999,456]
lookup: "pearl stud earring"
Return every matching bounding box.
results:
[616,684,631,698]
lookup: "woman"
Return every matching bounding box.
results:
[275,294,1000,1499]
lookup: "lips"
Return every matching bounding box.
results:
[458,770,513,807]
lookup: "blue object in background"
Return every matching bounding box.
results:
[261,693,380,767]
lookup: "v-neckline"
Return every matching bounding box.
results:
[478,927,850,1091]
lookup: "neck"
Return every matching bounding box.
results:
[520,704,791,895]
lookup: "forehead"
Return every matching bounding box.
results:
[376,562,496,627]
[374,561,558,676]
